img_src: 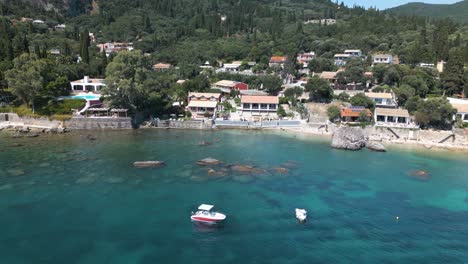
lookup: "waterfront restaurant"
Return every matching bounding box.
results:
[187,92,222,119]
[374,108,411,126]
[70,76,106,93]
[240,95,279,117]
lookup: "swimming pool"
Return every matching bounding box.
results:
[62,94,101,100]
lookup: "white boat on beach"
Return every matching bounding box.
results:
[191,204,226,224]
[295,208,307,223]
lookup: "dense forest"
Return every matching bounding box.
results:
[0,0,467,127]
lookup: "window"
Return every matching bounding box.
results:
[464,114,468,121]
[252,104,259,109]
[243,103,250,109]
[269,104,277,110]
[374,98,383,104]
[387,116,395,122]
[260,104,268,110]
[377,115,385,122]
[397,117,406,123]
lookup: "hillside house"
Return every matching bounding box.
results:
[152,63,172,72]
[297,52,316,68]
[213,80,249,92]
[340,107,372,123]
[365,92,397,108]
[344,49,362,57]
[269,56,287,68]
[240,96,279,117]
[70,76,106,93]
[373,54,394,65]
[187,92,222,119]
[334,54,351,66]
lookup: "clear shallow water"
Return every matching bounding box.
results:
[0,129,468,263]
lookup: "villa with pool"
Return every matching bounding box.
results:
[70,76,106,93]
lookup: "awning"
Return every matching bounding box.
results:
[188,100,218,108]
[198,204,214,211]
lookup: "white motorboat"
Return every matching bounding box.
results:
[295,208,307,223]
[191,204,226,224]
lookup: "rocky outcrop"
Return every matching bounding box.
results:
[366,141,386,152]
[331,127,367,151]
[133,161,166,168]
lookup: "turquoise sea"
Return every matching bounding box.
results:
[1,129,468,263]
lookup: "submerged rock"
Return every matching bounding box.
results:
[197,158,221,166]
[230,165,255,172]
[409,170,430,181]
[198,141,212,146]
[366,141,386,152]
[207,169,226,177]
[26,132,40,138]
[331,127,367,151]
[7,168,25,176]
[133,161,166,168]
[86,134,97,141]
[273,167,289,174]
[104,176,125,184]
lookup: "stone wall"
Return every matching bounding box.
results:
[0,113,62,127]
[155,120,213,130]
[65,117,133,129]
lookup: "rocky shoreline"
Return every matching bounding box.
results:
[0,124,69,138]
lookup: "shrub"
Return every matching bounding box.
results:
[327,105,340,122]
[50,114,72,121]
[279,97,289,104]
[277,105,287,117]
[186,111,192,118]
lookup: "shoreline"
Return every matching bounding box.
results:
[2,122,468,154]
[266,126,468,154]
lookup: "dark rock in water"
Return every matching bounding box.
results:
[331,127,367,151]
[133,161,166,168]
[198,141,212,146]
[27,132,40,138]
[10,143,23,147]
[86,134,97,141]
[48,127,58,134]
[366,141,386,152]
[197,158,221,166]
[11,133,23,138]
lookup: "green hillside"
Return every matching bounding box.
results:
[387,0,468,23]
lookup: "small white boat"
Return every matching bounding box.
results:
[295,208,307,223]
[191,204,226,224]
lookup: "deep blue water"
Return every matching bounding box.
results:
[0,129,468,263]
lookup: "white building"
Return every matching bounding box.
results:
[70,76,106,92]
[448,98,468,123]
[334,54,351,66]
[374,108,416,128]
[365,92,397,108]
[97,42,134,57]
[297,52,316,68]
[240,96,279,117]
[344,49,362,57]
[187,92,222,119]
[373,54,394,65]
